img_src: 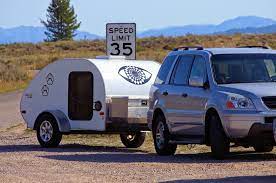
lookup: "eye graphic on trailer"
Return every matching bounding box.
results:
[118,66,152,85]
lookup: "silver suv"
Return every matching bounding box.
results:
[148,46,276,159]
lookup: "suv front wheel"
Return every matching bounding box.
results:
[209,114,230,159]
[153,115,177,156]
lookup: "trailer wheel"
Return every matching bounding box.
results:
[120,132,146,148]
[36,114,62,148]
[253,144,274,152]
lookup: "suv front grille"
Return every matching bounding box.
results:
[262,96,276,109]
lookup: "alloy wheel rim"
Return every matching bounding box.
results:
[40,121,53,142]
[156,121,165,148]
[127,134,135,141]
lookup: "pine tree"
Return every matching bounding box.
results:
[41,0,81,41]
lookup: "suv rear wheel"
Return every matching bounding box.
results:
[209,114,230,159]
[153,115,177,156]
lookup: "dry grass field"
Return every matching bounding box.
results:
[0,34,276,93]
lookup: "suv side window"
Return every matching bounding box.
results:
[171,55,194,85]
[155,55,177,84]
[189,56,207,83]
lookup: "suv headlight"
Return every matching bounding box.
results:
[226,94,255,110]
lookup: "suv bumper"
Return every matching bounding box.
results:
[221,111,276,141]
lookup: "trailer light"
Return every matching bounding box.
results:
[141,100,148,106]
[99,112,105,121]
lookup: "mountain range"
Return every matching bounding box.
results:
[0,26,101,44]
[0,16,276,44]
[138,16,276,37]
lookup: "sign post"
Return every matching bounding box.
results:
[106,23,136,60]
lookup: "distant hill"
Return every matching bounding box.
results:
[215,16,276,31]
[138,16,276,37]
[215,24,276,35]
[0,26,102,44]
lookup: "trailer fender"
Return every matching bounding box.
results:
[35,110,71,133]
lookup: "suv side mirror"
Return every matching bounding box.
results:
[189,77,204,87]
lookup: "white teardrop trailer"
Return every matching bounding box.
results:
[20,56,160,148]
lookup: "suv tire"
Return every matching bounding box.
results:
[120,132,146,148]
[153,115,177,156]
[253,144,274,152]
[209,114,230,159]
[36,114,62,148]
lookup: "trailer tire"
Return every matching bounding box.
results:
[253,144,274,152]
[120,132,146,148]
[36,114,62,148]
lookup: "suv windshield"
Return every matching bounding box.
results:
[212,54,276,84]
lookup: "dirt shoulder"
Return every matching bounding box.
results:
[0,124,275,183]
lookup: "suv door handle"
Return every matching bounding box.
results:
[162,91,169,96]
[181,93,188,98]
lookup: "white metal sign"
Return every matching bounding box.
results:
[106,23,136,60]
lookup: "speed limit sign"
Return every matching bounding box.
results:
[106,23,136,60]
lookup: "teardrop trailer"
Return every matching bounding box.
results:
[20,56,160,148]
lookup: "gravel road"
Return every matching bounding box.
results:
[0,90,23,129]
[0,91,275,182]
[0,125,275,183]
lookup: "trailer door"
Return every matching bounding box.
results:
[68,72,93,121]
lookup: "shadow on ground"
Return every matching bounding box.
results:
[0,144,275,164]
[162,175,276,183]
[0,144,147,153]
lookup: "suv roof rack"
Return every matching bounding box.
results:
[173,46,204,51]
[237,46,271,49]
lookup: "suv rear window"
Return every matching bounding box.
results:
[189,56,207,82]
[171,55,194,85]
[155,55,177,84]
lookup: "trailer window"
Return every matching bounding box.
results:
[68,72,93,120]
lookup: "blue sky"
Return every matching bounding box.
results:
[0,0,275,35]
